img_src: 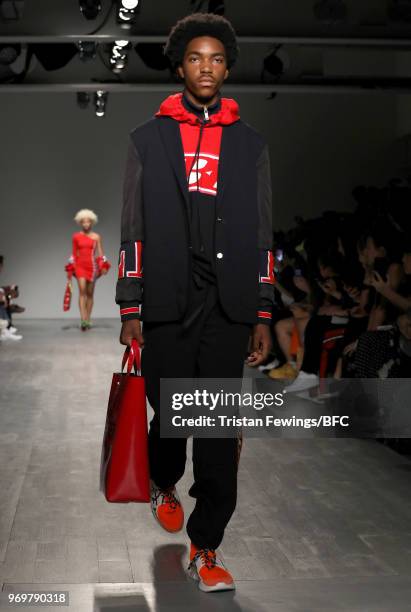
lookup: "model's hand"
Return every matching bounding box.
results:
[120,319,144,348]
[246,324,272,367]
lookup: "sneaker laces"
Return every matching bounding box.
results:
[151,486,179,511]
[192,548,217,570]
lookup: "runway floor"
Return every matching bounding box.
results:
[1,319,411,612]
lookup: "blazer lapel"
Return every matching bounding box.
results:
[156,117,190,217]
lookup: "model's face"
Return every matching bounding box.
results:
[177,36,229,103]
[81,218,92,231]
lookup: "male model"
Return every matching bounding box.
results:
[116,12,275,592]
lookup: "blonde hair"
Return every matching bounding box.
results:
[74,208,98,226]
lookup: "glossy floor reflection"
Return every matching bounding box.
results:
[1,319,411,611]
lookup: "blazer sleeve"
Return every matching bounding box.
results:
[256,143,276,325]
[115,136,145,322]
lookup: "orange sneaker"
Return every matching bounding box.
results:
[150,480,184,533]
[187,543,235,592]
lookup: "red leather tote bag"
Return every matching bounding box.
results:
[100,339,150,502]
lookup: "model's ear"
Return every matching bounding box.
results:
[223,68,229,80]
[177,65,184,80]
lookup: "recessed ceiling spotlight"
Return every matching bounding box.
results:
[110,40,131,72]
[117,0,140,26]
[78,41,97,62]
[94,90,108,117]
[79,0,102,20]
[76,92,91,109]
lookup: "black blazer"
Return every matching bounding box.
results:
[115,113,274,324]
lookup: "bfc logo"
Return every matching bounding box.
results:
[184,153,219,196]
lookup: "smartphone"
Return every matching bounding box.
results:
[373,257,389,282]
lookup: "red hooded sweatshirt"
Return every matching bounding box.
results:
[155,91,240,289]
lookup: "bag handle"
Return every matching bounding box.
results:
[121,339,142,376]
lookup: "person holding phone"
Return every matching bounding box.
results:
[350,240,411,377]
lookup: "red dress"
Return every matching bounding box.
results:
[70,231,98,282]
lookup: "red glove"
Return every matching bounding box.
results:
[96,256,111,276]
[65,262,76,277]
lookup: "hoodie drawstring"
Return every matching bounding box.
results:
[187,114,208,253]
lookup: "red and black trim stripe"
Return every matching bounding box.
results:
[119,302,141,322]
[259,249,275,284]
[118,240,143,280]
[256,249,275,324]
[256,308,272,325]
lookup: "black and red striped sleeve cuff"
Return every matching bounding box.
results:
[119,302,141,322]
[257,249,276,325]
[257,308,272,325]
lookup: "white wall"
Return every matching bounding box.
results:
[0,90,397,318]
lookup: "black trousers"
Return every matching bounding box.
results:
[141,276,252,550]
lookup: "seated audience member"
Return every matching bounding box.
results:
[0,255,23,341]
[266,248,312,377]
[271,252,353,387]
[333,269,369,378]
[341,227,405,370]
[348,239,411,377]
[358,227,403,328]
[390,308,411,376]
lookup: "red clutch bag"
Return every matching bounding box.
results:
[63,279,72,312]
[63,262,74,312]
[100,339,150,503]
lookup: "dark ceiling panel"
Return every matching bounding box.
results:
[0,1,409,36]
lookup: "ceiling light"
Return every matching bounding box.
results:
[110,40,131,72]
[78,41,97,61]
[261,47,290,83]
[79,0,102,20]
[0,44,21,65]
[117,0,140,25]
[76,92,90,109]
[94,90,108,117]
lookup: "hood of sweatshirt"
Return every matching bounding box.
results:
[155,92,240,126]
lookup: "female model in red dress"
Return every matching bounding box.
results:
[65,208,111,331]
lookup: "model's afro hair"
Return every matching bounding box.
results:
[74,208,98,226]
[164,12,239,70]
